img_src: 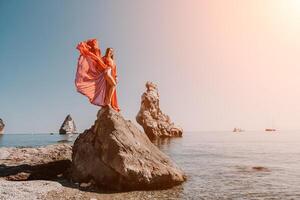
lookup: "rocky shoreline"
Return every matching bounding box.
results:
[0,178,185,200]
[0,107,186,199]
[0,144,72,181]
[0,144,73,199]
[0,144,185,200]
[0,143,185,200]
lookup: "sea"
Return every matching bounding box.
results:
[1,130,300,199]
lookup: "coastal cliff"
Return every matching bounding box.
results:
[71,106,186,191]
[136,82,183,139]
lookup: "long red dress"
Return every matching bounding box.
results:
[75,40,120,112]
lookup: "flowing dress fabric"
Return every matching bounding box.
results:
[75,55,107,106]
[75,46,120,112]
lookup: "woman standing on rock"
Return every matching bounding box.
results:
[75,39,120,112]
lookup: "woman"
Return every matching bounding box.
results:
[75,39,120,112]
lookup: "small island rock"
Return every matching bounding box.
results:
[136,81,183,139]
[59,115,77,134]
[71,106,186,191]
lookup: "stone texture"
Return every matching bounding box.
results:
[136,81,183,139]
[0,180,64,200]
[0,118,5,134]
[0,144,72,181]
[71,106,186,191]
[59,115,77,134]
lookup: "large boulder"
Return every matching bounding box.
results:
[71,106,186,191]
[0,144,72,181]
[0,119,5,134]
[136,82,183,139]
[59,115,77,134]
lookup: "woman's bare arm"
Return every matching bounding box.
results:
[78,43,107,68]
[83,48,106,67]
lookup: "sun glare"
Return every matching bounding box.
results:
[264,0,300,41]
[276,0,300,19]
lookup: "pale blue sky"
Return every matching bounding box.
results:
[1,0,300,133]
[0,0,191,133]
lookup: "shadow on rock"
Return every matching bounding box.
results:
[0,160,71,181]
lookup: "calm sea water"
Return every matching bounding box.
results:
[0,133,78,147]
[1,131,300,199]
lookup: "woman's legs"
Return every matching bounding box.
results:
[104,71,116,106]
[107,85,115,105]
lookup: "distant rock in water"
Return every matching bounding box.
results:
[252,166,270,172]
[136,81,183,140]
[59,115,77,134]
[71,106,186,191]
[0,119,5,134]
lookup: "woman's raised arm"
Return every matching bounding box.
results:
[85,50,106,67]
[77,43,107,70]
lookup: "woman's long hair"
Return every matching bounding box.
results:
[105,48,114,60]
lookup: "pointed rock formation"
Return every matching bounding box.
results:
[136,81,183,139]
[59,115,77,134]
[71,106,186,191]
[0,119,5,134]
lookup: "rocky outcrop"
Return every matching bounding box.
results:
[59,115,77,134]
[0,119,5,134]
[136,82,183,139]
[71,106,186,191]
[0,144,72,181]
